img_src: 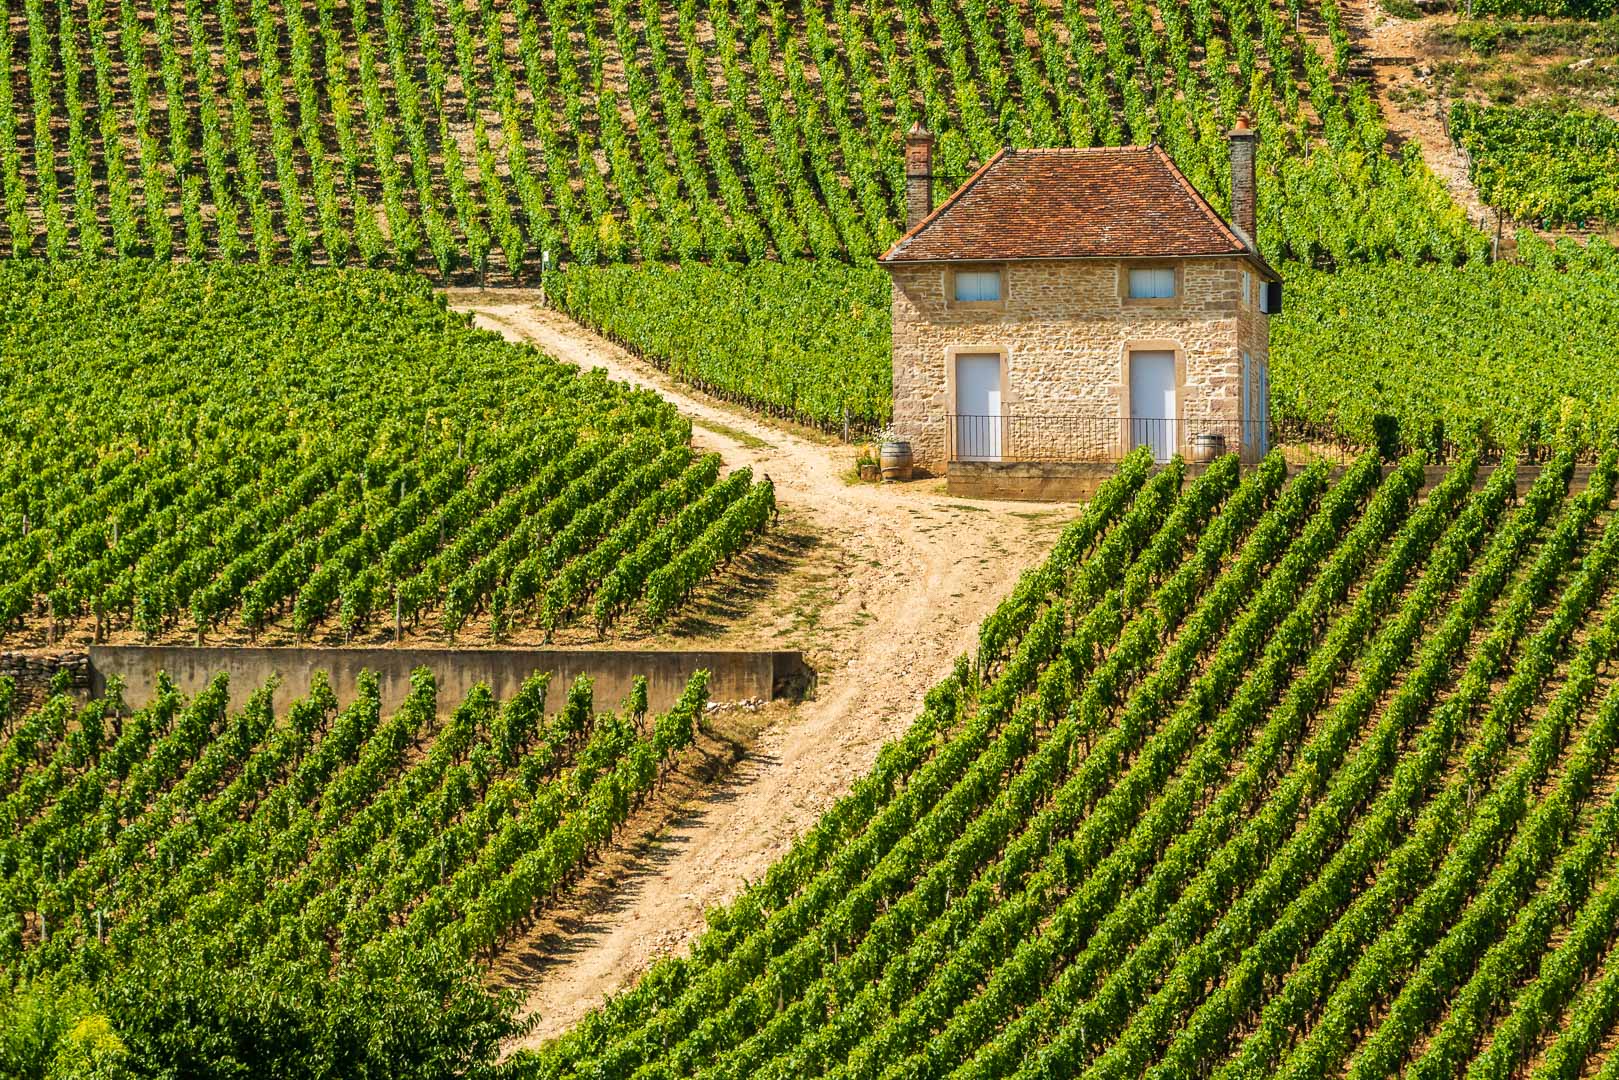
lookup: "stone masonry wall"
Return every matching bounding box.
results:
[0,651,91,711]
[890,258,1271,468]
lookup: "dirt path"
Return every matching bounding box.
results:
[444,289,1075,1049]
[1347,1,1502,230]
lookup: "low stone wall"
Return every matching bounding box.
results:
[0,651,91,709]
[89,646,812,718]
[947,460,1119,501]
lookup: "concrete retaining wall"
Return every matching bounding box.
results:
[89,647,811,718]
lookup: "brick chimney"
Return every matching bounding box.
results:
[1228,118,1257,241]
[905,122,935,232]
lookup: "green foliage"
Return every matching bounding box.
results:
[0,977,131,1080]
[85,934,517,1080]
[550,260,892,431]
[0,260,771,643]
[1272,240,1619,455]
[513,447,1619,1080]
[0,662,713,1078]
[1468,0,1616,19]
[1450,101,1619,227]
[0,0,1478,271]
[644,478,775,624]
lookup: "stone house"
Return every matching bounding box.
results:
[877,125,1281,474]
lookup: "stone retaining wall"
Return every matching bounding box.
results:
[0,651,91,710]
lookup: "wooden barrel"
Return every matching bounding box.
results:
[1189,432,1227,463]
[880,439,914,481]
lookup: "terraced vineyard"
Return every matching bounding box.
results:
[0,0,1479,274]
[1449,102,1619,229]
[1274,235,1619,456]
[0,664,708,1072]
[549,260,893,432]
[0,261,775,646]
[514,446,1619,1079]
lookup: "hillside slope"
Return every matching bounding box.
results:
[451,294,1075,1046]
[518,447,1619,1079]
[1358,2,1619,237]
[0,261,780,649]
[0,0,1478,274]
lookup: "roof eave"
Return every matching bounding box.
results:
[879,249,1261,267]
[1225,223,1283,281]
[877,144,1283,281]
[876,148,1009,264]
[1150,145,1250,251]
[1149,145,1282,280]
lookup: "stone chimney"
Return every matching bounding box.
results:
[905,122,935,232]
[1228,118,1257,241]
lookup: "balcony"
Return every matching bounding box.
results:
[946,413,1280,465]
[936,412,1594,501]
[940,412,1372,500]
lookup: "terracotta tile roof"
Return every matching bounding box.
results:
[878,146,1261,266]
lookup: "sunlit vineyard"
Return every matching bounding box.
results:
[550,261,892,432]
[0,664,708,1074]
[511,445,1619,1079]
[0,0,1481,274]
[0,261,775,646]
[7,0,1619,1074]
[1449,101,1619,228]
[546,238,1619,450]
[1273,235,1619,456]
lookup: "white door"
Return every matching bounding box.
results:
[1129,351,1176,462]
[955,354,1002,461]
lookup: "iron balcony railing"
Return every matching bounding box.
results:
[945,413,1336,465]
[944,414,1597,468]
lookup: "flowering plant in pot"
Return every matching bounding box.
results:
[854,443,882,481]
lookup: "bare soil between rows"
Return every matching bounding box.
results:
[445,291,1077,1049]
